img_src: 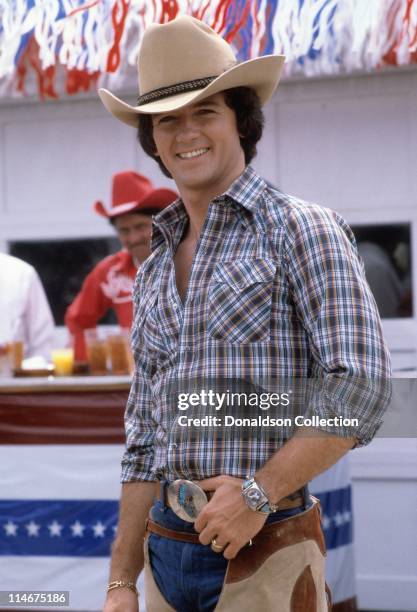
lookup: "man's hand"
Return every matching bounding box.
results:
[103,482,155,612]
[194,475,267,559]
[103,587,139,612]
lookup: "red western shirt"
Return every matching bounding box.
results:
[65,250,136,361]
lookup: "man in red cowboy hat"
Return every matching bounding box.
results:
[65,171,177,362]
[100,16,390,612]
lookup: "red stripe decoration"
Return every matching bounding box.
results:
[0,390,127,445]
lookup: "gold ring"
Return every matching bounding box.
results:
[211,538,224,552]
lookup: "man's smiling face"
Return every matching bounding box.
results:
[151,92,245,197]
[113,212,153,263]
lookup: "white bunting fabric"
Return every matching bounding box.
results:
[0,443,147,611]
[310,455,357,604]
[0,446,355,608]
[0,0,416,99]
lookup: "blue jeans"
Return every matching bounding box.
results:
[147,498,312,612]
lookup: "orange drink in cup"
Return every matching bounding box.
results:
[85,329,109,375]
[51,348,74,376]
[108,331,133,375]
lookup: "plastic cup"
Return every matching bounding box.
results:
[84,329,109,375]
[10,340,24,370]
[0,344,12,377]
[108,332,133,375]
[51,348,74,376]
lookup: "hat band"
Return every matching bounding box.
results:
[137,76,217,105]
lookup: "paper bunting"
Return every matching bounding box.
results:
[0,0,416,99]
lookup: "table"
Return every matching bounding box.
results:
[0,376,130,445]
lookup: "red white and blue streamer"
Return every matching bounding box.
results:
[1,1,416,98]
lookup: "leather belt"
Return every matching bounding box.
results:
[146,493,308,544]
[146,518,202,544]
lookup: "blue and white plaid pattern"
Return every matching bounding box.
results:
[122,166,391,483]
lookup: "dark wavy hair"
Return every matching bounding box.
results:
[136,87,264,178]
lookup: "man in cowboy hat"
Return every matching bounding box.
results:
[100,16,390,612]
[65,171,177,362]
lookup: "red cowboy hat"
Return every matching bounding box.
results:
[94,171,177,218]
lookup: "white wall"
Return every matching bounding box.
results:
[350,437,417,610]
[1,68,417,609]
[254,69,417,369]
[2,72,417,365]
[0,92,176,249]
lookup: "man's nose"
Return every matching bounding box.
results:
[132,228,150,242]
[175,117,200,143]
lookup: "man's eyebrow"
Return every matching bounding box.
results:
[193,99,221,108]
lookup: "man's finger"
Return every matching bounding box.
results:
[198,525,218,546]
[223,542,241,560]
[210,537,228,553]
[194,508,209,532]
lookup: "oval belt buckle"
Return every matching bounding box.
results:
[167,479,208,522]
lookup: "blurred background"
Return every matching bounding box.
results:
[0,1,416,611]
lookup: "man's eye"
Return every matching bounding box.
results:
[158,116,175,124]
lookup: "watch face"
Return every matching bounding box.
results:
[246,487,263,508]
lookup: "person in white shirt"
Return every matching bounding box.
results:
[0,253,54,359]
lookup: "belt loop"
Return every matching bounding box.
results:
[301,484,310,510]
[159,479,169,512]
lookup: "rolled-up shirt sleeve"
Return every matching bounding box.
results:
[121,269,158,482]
[283,204,391,446]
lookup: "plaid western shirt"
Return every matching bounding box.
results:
[122,165,391,483]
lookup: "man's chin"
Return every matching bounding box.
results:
[130,248,150,263]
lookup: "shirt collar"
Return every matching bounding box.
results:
[151,197,187,251]
[151,165,267,249]
[223,165,267,215]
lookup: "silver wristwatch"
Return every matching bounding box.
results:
[241,477,278,514]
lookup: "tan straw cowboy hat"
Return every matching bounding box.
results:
[99,15,285,126]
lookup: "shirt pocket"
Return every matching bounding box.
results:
[133,289,164,356]
[207,258,276,344]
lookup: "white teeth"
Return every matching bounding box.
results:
[178,148,209,159]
